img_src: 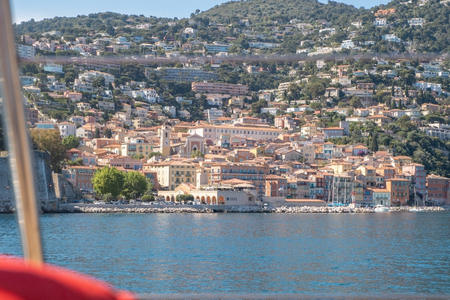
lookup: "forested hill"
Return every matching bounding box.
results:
[199,0,362,27]
[199,0,449,53]
[13,0,450,53]
[13,12,158,36]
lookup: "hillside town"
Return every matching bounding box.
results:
[14,56,449,208]
[3,0,449,210]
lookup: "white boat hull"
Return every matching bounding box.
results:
[374,206,390,213]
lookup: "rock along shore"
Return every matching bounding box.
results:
[50,203,446,214]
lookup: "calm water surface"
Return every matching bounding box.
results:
[0,212,449,295]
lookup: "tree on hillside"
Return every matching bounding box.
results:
[251,99,267,115]
[92,167,125,200]
[30,128,66,172]
[304,79,327,99]
[92,76,105,89]
[121,171,148,200]
[349,96,362,108]
[369,132,379,152]
[62,135,80,150]
[191,149,204,158]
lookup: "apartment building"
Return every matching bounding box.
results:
[402,164,426,200]
[192,82,249,96]
[415,81,442,94]
[204,43,231,53]
[323,127,344,139]
[120,139,155,158]
[188,124,282,143]
[369,188,391,206]
[408,18,424,26]
[78,70,115,86]
[420,123,450,141]
[356,166,377,187]
[63,166,97,192]
[17,44,35,59]
[331,175,353,204]
[143,161,197,190]
[386,178,410,206]
[106,156,142,170]
[265,175,288,198]
[57,122,76,137]
[152,67,218,83]
[426,174,450,205]
[209,162,268,198]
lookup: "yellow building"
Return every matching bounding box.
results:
[120,141,155,158]
[329,162,352,175]
[144,161,197,190]
[356,165,377,187]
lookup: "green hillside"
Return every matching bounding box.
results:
[200,0,362,27]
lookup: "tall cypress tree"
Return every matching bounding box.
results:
[370,132,379,152]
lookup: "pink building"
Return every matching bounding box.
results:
[427,174,450,205]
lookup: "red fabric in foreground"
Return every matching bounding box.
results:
[0,256,135,300]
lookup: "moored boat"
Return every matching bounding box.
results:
[409,207,424,212]
[374,205,390,213]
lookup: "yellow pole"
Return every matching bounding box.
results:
[0,0,43,264]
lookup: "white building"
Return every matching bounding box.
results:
[260,107,278,116]
[158,184,258,206]
[420,123,450,140]
[207,108,224,123]
[57,122,76,137]
[98,101,115,111]
[76,102,91,112]
[43,63,64,74]
[130,88,159,103]
[341,40,356,49]
[408,18,424,26]
[374,18,387,27]
[248,42,279,49]
[183,27,197,39]
[188,124,282,143]
[415,81,442,94]
[163,106,177,118]
[73,79,93,93]
[78,70,115,86]
[17,44,35,59]
[382,34,401,43]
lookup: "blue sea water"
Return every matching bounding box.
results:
[0,212,449,296]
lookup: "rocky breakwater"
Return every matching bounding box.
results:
[274,206,374,213]
[58,203,214,213]
[389,206,446,212]
[54,203,446,214]
[274,206,446,213]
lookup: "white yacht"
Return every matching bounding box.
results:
[374,205,390,213]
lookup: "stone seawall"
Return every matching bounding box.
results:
[0,151,58,212]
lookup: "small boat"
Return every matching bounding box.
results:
[409,207,424,212]
[374,205,390,213]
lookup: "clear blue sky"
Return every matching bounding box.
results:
[12,0,390,23]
